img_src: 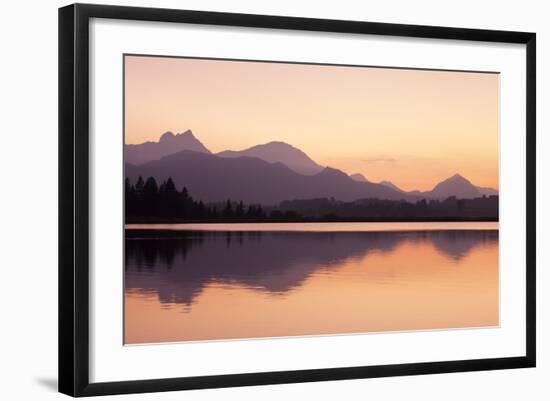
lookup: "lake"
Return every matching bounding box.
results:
[124,222,499,344]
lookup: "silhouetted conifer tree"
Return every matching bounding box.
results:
[236,201,245,218]
[142,177,159,215]
[135,176,144,193]
[125,178,137,215]
[158,177,179,217]
[246,205,256,218]
[210,206,219,219]
[223,200,234,218]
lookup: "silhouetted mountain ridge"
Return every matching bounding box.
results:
[125,131,498,201]
[217,141,324,175]
[125,130,211,165]
[427,174,481,199]
[350,173,369,183]
[380,180,404,193]
[125,150,408,205]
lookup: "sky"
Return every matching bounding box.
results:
[124,55,499,191]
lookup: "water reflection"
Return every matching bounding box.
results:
[125,230,497,307]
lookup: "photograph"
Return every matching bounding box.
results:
[52,2,538,397]
[123,55,500,344]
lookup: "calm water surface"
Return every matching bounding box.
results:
[124,222,499,344]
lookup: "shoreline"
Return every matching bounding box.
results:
[125,216,498,225]
[125,221,499,233]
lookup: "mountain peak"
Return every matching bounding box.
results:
[125,129,211,165]
[449,173,467,181]
[160,129,196,142]
[178,129,194,138]
[251,141,307,154]
[264,141,291,147]
[159,131,175,142]
[439,173,474,187]
[430,173,480,199]
[217,140,324,175]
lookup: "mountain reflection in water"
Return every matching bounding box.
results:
[124,227,498,344]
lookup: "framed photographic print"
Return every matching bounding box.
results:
[58,3,536,397]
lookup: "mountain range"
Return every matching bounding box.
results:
[217,141,324,175]
[125,130,210,165]
[125,130,498,205]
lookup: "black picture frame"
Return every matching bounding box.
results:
[59,3,536,397]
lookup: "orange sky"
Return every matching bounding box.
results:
[124,55,499,191]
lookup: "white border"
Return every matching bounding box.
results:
[89,18,526,383]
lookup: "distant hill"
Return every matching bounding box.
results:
[396,174,497,199]
[400,174,497,200]
[125,130,211,165]
[379,180,404,193]
[217,141,324,175]
[425,174,481,199]
[477,186,499,196]
[350,173,369,183]
[125,150,408,205]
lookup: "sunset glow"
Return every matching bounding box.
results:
[124,55,499,192]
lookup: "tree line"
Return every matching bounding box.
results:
[280,195,498,220]
[126,176,498,223]
[125,176,269,221]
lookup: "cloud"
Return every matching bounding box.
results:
[362,157,397,165]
